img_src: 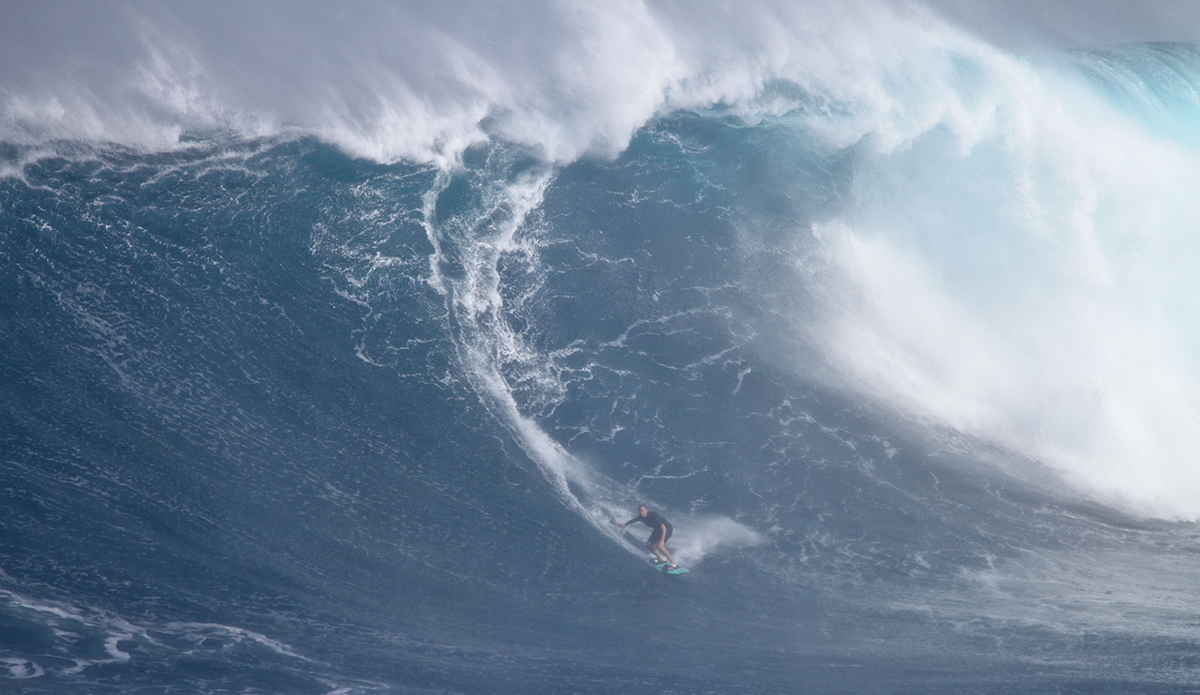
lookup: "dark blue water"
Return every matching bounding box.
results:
[6,11,1200,693]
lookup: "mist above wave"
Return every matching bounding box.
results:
[0,0,1014,165]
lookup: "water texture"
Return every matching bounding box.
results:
[5,2,1200,693]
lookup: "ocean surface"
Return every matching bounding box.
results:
[6,3,1200,693]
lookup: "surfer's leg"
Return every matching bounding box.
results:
[658,526,676,566]
[656,539,676,567]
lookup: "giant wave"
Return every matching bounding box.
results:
[6,2,1200,693]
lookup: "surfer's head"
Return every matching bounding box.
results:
[638,505,648,516]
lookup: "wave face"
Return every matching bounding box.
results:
[6,2,1200,693]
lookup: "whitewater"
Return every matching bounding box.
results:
[6,1,1200,692]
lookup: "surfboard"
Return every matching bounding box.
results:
[649,559,690,575]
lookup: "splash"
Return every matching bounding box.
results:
[0,1,982,165]
[797,40,1200,518]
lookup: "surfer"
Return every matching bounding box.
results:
[620,505,677,569]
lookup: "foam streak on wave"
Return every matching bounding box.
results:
[0,584,310,682]
[418,149,759,561]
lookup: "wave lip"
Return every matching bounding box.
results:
[0,1,1001,165]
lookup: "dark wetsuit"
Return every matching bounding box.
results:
[625,511,672,544]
